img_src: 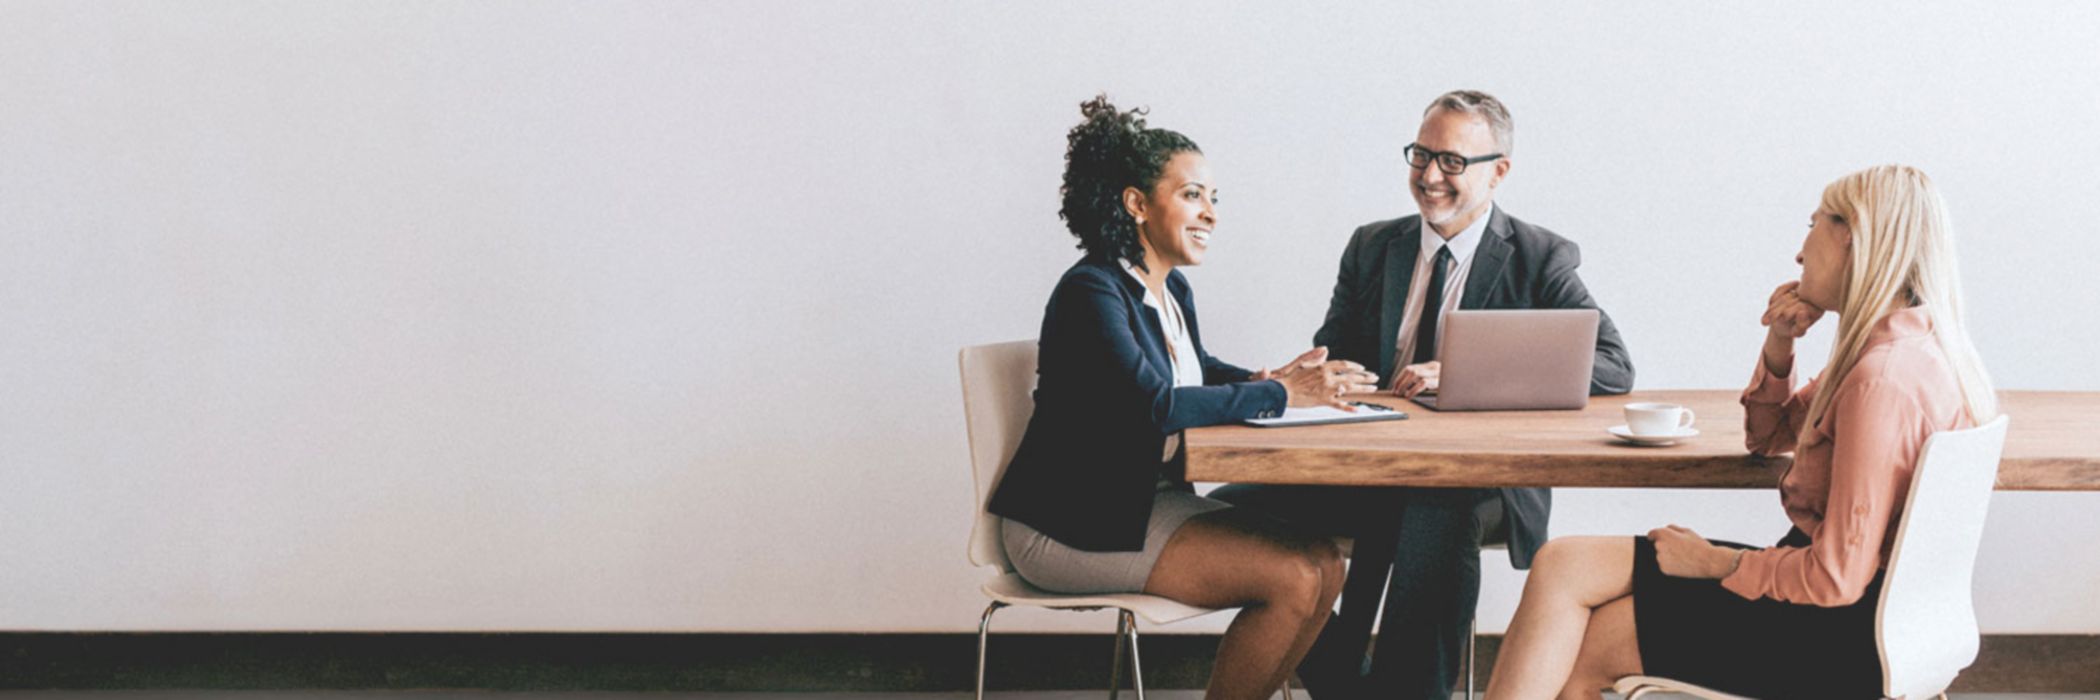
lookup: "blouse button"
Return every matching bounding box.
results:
[1854,505,1870,516]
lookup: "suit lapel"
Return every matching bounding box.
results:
[1461,208,1514,310]
[1168,272,1202,364]
[1377,221,1422,380]
[1115,262,1175,379]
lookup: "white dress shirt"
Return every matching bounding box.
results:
[1392,204,1494,370]
[1122,260,1203,463]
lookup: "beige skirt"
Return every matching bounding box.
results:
[1001,489,1231,594]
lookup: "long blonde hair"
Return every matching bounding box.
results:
[1798,165,1998,447]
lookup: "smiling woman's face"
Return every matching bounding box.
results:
[1129,151,1218,269]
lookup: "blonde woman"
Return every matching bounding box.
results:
[1484,165,1999,700]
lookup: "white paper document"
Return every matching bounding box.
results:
[1242,402,1409,428]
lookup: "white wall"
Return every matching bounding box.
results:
[2,1,2097,633]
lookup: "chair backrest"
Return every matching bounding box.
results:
[959,340,1039,572]
[1876,415,2010,700]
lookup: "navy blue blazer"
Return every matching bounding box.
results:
[987,255,1288,552]
[1312,207,1635,569]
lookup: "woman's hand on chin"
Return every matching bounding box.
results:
[1761,280,1825,339]
[1759,281,1821,376]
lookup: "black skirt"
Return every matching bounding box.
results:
[1631,530,1885,700]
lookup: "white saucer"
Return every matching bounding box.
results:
[1608,425,1699,446]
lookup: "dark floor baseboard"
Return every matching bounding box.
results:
[1,633,2094,692]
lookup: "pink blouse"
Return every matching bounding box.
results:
[1719,306,1974,606]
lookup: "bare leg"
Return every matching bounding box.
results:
[1557,596,1640,700]
[1485,536,1635,700]
[1145,508,1345,700]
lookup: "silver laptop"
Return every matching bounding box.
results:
[1411,309,1599,411]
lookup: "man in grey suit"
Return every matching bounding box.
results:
[1213,90,1633,700]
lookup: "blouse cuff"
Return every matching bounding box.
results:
[1718,549,1769,600]
[1742,358,1794,405]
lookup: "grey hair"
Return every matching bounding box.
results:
[1424,90,1514,156]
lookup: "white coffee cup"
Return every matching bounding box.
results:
[1625,402,1696,436]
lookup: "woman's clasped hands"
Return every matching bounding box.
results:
[1253,346,1381,410]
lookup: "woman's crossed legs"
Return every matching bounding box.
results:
[1488,536,1643,700]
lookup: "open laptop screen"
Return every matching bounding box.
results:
[1413,309,1598,411]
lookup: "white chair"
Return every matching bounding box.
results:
[961,341,1296,700]
[1611,676,1753,700]
[1612,415,2010,700]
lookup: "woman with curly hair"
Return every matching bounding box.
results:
[1484,165,2000,700]
[986,95,1378,700]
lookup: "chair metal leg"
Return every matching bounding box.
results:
[1110,611,1128,700]
[1123,609,1147,700]
[976,601,1004,700]
[1465,617,1478,700]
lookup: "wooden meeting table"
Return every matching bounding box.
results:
[1183,390,2100,491]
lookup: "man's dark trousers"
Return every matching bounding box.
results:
[1210,483,1499,700]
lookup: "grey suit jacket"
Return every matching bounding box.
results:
[1311,206,1634,569]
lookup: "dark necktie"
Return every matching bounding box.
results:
[1410,245,1454,365]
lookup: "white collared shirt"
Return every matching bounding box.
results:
[1121,259,1205,389]
[1122,260,1204,463]
[1392,204,1493,371]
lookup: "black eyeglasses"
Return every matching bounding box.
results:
[1404,143,1504,176]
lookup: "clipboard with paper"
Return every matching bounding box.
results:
[1243,401,1409,428]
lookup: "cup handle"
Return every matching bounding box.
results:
[1679,408,1697,429]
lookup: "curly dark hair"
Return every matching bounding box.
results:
[1058,94,1201,272]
